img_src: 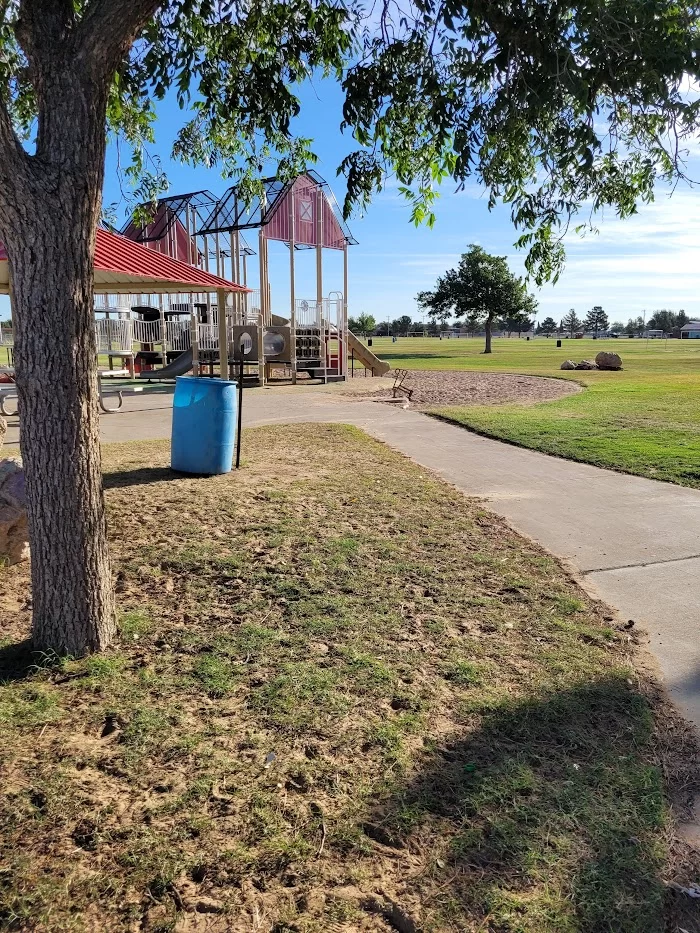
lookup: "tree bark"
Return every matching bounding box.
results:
[0,0,159,655]
[484,315,493,354]
[10,205,115,655]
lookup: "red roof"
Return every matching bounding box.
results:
[0,228,248,293]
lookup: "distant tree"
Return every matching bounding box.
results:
[375,321,390,337]
[426,319,440,337]
[398,315,413,336]
[391,315,413,336]
[585,306,609,337]
[609,321,627,333]
[349,313,377,338]
[561,309,582,337]
[417,245,537,354]
[625,316,645,335]
[540,316,557,335]
[647,309,676,332]
[501,310,534,337]
[677,310,689,328]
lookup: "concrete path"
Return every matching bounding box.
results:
[4,385,700,729]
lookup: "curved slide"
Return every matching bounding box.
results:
[137,347,193,380]
[347,331,390,375]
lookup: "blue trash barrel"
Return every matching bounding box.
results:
[171,376,238,475]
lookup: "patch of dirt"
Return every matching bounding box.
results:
[1,425,698,933]
[339,369,582,407]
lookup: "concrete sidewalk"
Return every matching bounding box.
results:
[5,385,700,729]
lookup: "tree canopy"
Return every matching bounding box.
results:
[585,305,609,335]
[417,244,537,353]
[2,0,699,278]
[561,309,582,336]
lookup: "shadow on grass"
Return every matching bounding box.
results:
[0,638,44,682]
[373,352,458,361]
[103,466,181,489]
[369,676,689,932]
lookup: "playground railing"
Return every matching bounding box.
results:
[164,320,191,351]
[95,317,133,353]
[132,318,161,345]
[198,323,220,351]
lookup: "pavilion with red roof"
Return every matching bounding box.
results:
[0,227,249,295]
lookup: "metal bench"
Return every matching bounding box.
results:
[0,380,144,416]
[98,382,145,413]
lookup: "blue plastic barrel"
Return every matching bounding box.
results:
[171,376,238,474]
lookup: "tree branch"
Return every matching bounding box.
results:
[76,0,161,74]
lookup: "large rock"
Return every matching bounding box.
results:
[595,351,623,370]
[575,359,598,370]
[560,360,577,370]
[0,458,28,565]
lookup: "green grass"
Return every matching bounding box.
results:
[0,426,697,931]
[368,335,700,486]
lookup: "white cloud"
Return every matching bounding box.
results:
[532,187,700,318]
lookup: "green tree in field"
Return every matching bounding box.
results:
[349,313,376,338]
[648,309,689,332]
[561,309,582,338]
[540,317,558,335]
[392,315,413,336]
[1,1,698,655]
[609,321,627,333]
[585,306,609,337]
[501,310,534,337]
[625,317,646,336]
[418,245,538,354]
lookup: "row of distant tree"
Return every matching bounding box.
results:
[537,308,691,337]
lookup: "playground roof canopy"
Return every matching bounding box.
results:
[0,228,249,295]
[123,170,357,251]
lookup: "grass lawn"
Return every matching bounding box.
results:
[366,336,700,487]
[1,425,699,931]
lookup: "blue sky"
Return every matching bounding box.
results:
[3,77,700,325]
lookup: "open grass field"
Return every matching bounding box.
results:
[1,425,699,931]
[367,336,700,487]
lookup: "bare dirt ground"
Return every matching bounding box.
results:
[336,370,582,407]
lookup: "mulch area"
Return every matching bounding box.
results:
[342,370,582,407]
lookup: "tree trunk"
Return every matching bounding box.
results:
[9,197,115,655]
[484,316,493,354]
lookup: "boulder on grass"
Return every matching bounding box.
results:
[560,360,577,370]
[0,457,28,565]
[575,359,598,370]
[595,351,623,370]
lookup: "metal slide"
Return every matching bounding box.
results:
[136,347,193,380]
[347,331,391,375]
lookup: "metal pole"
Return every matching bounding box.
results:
[236,348,244,468]
[217,288,229,380]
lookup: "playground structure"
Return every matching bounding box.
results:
[110,171,389,383]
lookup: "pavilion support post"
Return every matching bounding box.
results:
[316,188,327,382]
[258,229,268,386]
[289,187,297,385]
[158,294,167,369]
[217,288,229,380]
[316,187,323,307]
[203,234,213,326]
[343,242,349,379]
[190,306,200,376]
